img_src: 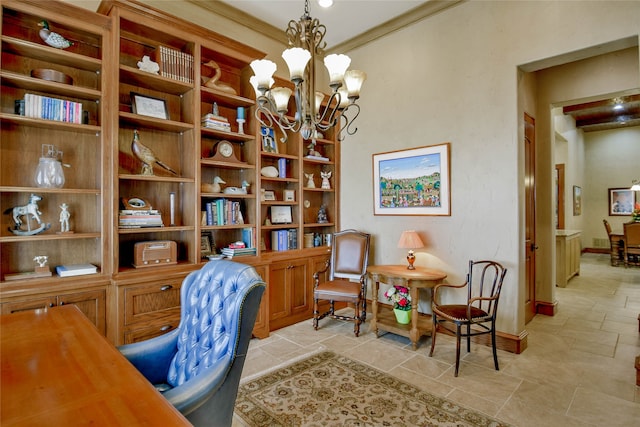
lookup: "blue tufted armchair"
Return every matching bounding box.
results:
[118,260,265,426]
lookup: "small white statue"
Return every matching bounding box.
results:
[305,173,315,188]
[321,171,332,189]
[33,255,48,268]
[59,203,70,233]
[137,55,159,74]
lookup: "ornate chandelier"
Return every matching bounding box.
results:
[249,0,366,142]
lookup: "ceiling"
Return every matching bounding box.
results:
[216,0,432,49]
[563,94,640,132]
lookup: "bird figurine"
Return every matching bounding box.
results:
[38,20,73,49]
[201,60,237,95]
[131,130,177,176]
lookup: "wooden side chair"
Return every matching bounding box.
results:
[312,229,371,337]
[623,222,640,267]
[429,260,507,377]
[603,219,623,266]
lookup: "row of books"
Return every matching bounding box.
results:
[22,93,83,123]
[204,199,244,226]
[118,209,163,228]
[157,45,194,84]
[271,229,298,251]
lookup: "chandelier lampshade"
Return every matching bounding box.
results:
[248,0,365,143]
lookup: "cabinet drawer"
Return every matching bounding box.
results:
[123,279,183,325]
[123,317,181,344]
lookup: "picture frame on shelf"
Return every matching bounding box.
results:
[608,187,635,216]
[271,206,293,224]
[573,185,581,216]
[201,232,213,256]
[263,190,276,201]
[283,189,295,202]
[130,92,169,119]
[261,126,278,153]
[372,142,451,216]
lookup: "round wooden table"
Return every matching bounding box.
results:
[367,265,447,349]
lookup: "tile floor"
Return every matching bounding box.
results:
[235,253,640,426]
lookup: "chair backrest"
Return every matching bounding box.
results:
[603,219,612,236]
[166,260,265,388]
[624,222,640,246]
[466,260,508,317]
[329,229,371,281]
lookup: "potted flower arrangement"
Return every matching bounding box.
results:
[384,285,411,324]
[632,202,640,222]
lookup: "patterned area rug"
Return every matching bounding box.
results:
[235,351,511,426]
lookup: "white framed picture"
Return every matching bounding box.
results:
[271,206,292,224]
[283,189,295,202]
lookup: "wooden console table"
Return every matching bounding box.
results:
[367,265,447,349]
[0,305,190,426]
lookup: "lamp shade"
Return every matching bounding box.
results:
[344,70,366,99]
[250,59,277,91]
[631,179,640,191]
[271,87,292,113]
[397,230,424,249]
[324,54,351,86]
[282,47,311,82]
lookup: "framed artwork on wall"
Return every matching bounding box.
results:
[372,142,451,216]
[608,188,635,216]
[573,185,581,216]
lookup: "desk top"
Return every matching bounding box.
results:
[0,305,191,426]
[367,265,447,284]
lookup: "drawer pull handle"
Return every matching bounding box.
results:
[160,285,173,291]
[160,325,172,332]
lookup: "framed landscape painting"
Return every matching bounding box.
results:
[608,188,635,216]
[372,143,451,216]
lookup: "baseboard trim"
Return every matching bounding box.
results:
[536,300,558,316]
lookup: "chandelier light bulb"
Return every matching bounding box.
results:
[344,70,366,99]
[337,88,349,108]
[250,59,277,91]
[282,47,311,83]
[271,87,293,113]
[318,0,333,7]
[324,54,351,87]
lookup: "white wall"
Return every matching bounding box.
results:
[584,127,640,245]
[341,1,639,335]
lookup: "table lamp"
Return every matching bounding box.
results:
[397,230,424,270]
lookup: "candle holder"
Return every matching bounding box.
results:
[236,118,245,134]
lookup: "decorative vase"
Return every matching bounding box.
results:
[393,308,411,324]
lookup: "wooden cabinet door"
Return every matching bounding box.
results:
[289,258,310,316]
[1,296,57,314]
[123,279,183,326]
[123,318,180,345]
[251,264,269,339]
[57,289,107,335]
[269,261,291,322]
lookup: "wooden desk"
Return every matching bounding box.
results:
[368,265,447,349]
[0,305,191,426]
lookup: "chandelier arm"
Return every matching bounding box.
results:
[338,103,361,142]
[315,91,342,129]
[254,96,298,143]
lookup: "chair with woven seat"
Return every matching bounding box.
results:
[313,229,371,337]
[429,260,507,376]
[603,219,624,266]
[623,221,640,267]
[118,260,265,427]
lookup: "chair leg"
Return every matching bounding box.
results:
[361,297,367,322]
[429,315,438,357]
[455,324,461,377]
[466,324,471,353]
[353,302,361,337]
[313,298,319,330]
[491,321,499,371]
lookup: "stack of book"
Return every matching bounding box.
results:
[202,113,231,132]
[221,246,257,258]
[204,199,243,226]
[118,209,163,228]
[23,93,83,123]
[271,229,298,251]
[157,45,194,83]
[56,263,98,277]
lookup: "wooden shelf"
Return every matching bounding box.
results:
[1,36,102,70]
